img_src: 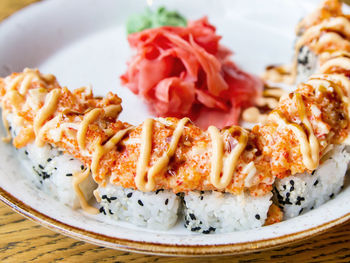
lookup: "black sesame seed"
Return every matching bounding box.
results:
[290,180,294,186]
[255,214,261,220]
[165,198,169,205]
[311,170,316,175]
[314,180,319,186]
[299,208,304,215]
[311,206,314,210]
[209,227,216,232]
[99,207,106,215]
[47,158,52,162]
[200,196,203,200]
[109,209,114,215]
[54,167,57,170]
[138,200,144,206]
[202,230,210,234]
[24,150,28,155]
[290,186,295,192]
[185,220,189,226]
[156,189,164,194]
[189,213,196,220]
[70,158,74,161]
[296,196,305,206]
[127,193,133,198]
[330,193,334,198]
[286,192,290,198]
[38,164,44,170]
[66,173,73,177]
[81,165,84,170]
[109,196,117,201]
[176,193,181,196]
[42,172,50,180]
[200,191,204,194]
[283,185,286,190]
[285,197,292,205]
[191,227,201,232]
[9,126,12,131]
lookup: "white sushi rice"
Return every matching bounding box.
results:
[274,145,350,219]
[97,184,180,230]
[296,45,318,84]
[7,114,96,209]
[183,191,272,234]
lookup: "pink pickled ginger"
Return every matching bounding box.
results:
[121,17,263,129]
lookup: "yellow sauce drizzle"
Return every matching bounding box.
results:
[135,118,154,191]
[73,167,99,214]
[91,127,132,177]
[93,189,101,203]
[19,73,35,95]
[135,118,189,192]
[77,108,103,150]
[208,126,248,189]
[103,105,122,118]
[33,88,61,147]
[268,93,320,170]
[320,56,350,73]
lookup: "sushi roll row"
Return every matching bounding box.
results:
[1,63,350,233]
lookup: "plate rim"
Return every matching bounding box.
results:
[1,186,349,256]
[1,0,350,257]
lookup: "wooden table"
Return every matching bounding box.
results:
[1,1,350,262]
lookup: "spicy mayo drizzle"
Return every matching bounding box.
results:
[34,88,61,147]
[268,93,320,170]
[135,117,189,191]
[73,166,99,214]
[208,126,248,189]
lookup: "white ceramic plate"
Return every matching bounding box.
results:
[0,0,350,256]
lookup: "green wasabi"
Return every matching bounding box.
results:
[126,7,187,35]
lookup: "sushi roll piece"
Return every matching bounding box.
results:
[293,0,350,83]
[96,184,180,230]
[0,69,121,212]
[19,141,96,209]
[183,191,272,233]
[274,145,350,219]
[4,104,97,210]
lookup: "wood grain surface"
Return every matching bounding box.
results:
[1,1,350,262]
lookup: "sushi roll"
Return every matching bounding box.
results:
[96,184,180,230]
[0,69,116,212]
[274,145,350,219]
[183,191,272,233]
[293,0,350,83]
